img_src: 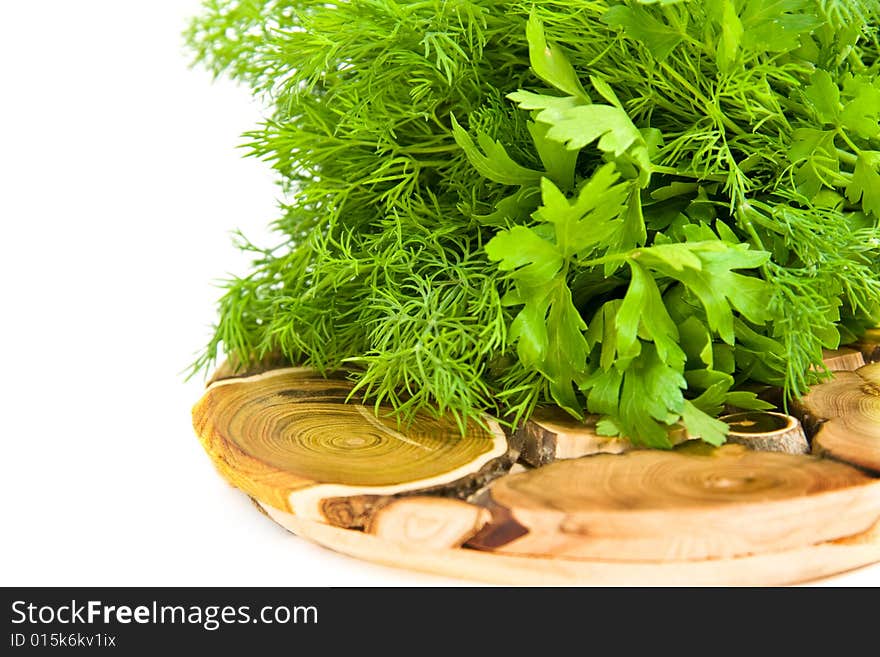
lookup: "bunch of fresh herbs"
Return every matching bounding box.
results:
[188,0,880,447]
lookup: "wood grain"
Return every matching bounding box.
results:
[799,362,880,473]
[366,497,490,549]
[467,444,880,561]
[260,503,880,586]
[516,407,693,466]
[721,411,808,454]
[516,408,631,466]
[192,367,519,524]
[856,328,880,364]
[820,348,866,372]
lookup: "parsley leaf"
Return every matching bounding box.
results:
[486,164,633,415]
[450,115,543,186]
[845,152,880,218]
[616,260,684,366]
[602,4,682,61]
[525,12,589,102]
[803,70,840,125]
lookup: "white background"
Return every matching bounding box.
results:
[1,2,877,587]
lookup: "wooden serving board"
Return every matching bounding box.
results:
[259,503,880,586]
[192,344,880,586]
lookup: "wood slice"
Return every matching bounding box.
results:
[820,348,866,372]
[260,503,880,586]
[516,408,631,467]
[856,328,880,364]
[192,367,520,525]
[466,444,880,561]
[206,351,291,385]
[720,411,808,454]
[516,407,691,466]
[798,362,880,473]
[365,497,490,549]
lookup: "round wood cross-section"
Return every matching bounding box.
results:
[799,362,880,473]
[192,368,518,524]
[856,328,880,363]
[467,444,880,561]
[720,411,808,454]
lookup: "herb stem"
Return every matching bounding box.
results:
[834,148,857,165]
[651,165,727,182]
[658,61,747,137]
[577,252,632,269]
[836,130,862,158]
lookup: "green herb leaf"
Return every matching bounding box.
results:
[789,128,839,198]
[845,152,880,218]
[602,4,682,61]
[804,70,840,124]
[708,0,744,72]
[638,241,773,344]
[485,225,562,288]
[451,115,544,186]
[840,79,880,140]
[525,12,589,102]
[739,0,821,52]
[617,260,684,366]
[537,103,646,157]
[680,400,728,446]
